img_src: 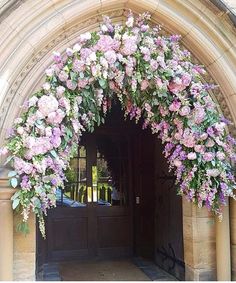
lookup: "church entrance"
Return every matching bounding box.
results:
[36,102,184,280]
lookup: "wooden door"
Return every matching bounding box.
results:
[43,133,133,263]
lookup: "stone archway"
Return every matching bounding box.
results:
[0,1,235,281]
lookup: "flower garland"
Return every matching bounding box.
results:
[1,11,236,238]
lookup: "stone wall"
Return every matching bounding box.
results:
[183,199,216,280]
[13,212,36,281]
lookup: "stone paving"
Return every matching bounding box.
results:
[48,257,178,281]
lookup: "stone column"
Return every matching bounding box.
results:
[0,175,17,281]
[216,200,231,281]
[230,198,236,280]
[182,198,216,280]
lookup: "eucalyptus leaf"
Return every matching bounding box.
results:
[4,156,13,166]
[10,177,18,188]
[8,171,17,178]
[50,150,58,158]
[12,198,20,210]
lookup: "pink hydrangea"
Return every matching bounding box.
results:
[38,95,59,117]
[121,36,138,55]
[47,109,66,125]
[104,50,117,64]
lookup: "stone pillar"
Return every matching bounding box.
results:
[182,198,216,280]
[216,200,231,281]
[0,175,17,281]
[230,198,236,280]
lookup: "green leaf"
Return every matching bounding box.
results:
[12,198,20,210]
[50,150,58,158]
[4,156,13,166]
[98,79,107,89]
[8,171,17,178]
[16,222,30,236]
[10,177,18,188]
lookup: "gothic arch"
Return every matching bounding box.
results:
[0,0,236,151]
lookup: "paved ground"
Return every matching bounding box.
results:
[59,258,177,281]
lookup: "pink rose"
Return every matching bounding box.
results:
[169,100,181,112]
[187,152,197,160]
[179,106,191,116]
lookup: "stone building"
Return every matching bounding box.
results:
[0,0,236,281]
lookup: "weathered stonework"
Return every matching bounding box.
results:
[13,213,36,281]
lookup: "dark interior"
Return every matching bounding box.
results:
[36,101,185,280]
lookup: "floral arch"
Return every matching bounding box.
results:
[1,11,236,238]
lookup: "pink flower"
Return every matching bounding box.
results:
[121,36,138,55]
[155,78,163,88]
[187,152,197,160]
[59,97,71,115]
[206,169,220,177]
[216,151,225,161]
[45,68,54,77]
[95,35,120,52]
[203,152,215,161]
[173,159,182,167]
[150,59,158,71]
[0,147,8,155]
[194,145,205,154]
[181,73,192,86]
[47,109,66,125]
[56,86,65,98]
[78,79,89,89]
[205,139,215,147]
[168,81,186,94]
[182,129,196,148]
[53,52,61,63]
[179,106,191,116]
[169,100,181,112]
[140,80,149,91]
[38,95,59,116]
[66,80,77,90]
[17,127,24,135]
[104,50,117,64]
[58,71,69,82]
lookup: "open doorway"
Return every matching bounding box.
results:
[36,101,184,280]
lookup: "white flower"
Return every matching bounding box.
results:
[42,82,51,91]
[14,117,23,124]
[80,32,91,41]
[66,48,73,56]
[17,127,24,135]
[126,16,134,28]
[45,68,54,77]
[101,24,108,32]
[89,52,97,62]
[28,96,38,107]
[206,169,220,177]
[73,43,81,52]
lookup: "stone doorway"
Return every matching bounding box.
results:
[36,102,184,280]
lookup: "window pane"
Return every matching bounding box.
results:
[79,146,86,158]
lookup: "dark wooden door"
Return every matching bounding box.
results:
[44,133,133,262]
